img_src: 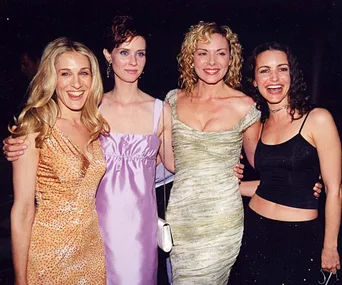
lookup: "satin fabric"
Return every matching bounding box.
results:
[96,99,163,285]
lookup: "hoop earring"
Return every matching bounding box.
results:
[106,62,112,78]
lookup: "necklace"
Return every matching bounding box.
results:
[269,104,289,113]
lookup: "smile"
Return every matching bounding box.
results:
[67,91,85,99]
[125,69,138,74]
[266,85,282,93]
[203,69,220,75]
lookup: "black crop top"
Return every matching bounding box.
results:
[255,111,320,209]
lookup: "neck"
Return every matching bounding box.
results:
[110,77,141,102]
[268,103,290,114]
[268,106,291,122]
[59,112,82,124]
[193,80,227,99]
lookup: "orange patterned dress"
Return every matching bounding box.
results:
[27,126,106,284]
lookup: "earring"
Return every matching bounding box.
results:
[139,71,144,79]
[106,62,112,78]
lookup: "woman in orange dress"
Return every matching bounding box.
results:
[10,37,109,284]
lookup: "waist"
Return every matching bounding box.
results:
[255,179,319,209]
[249,194,318,222]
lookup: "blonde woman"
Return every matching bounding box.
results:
[165,22,261,284]
[10,37,108,284]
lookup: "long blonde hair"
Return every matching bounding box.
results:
[177,21,243,96]
[11,37,109,147]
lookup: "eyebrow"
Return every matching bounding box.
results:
[57,67,91,72]
[118,48,146,52]
[196,48,228,52]
[257,63,289,71]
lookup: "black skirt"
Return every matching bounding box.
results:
[228,206,322,285]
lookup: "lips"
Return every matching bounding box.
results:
[67,91,85,99]
[203,68,220,75]
[124,69,138,74]
[266,85,282,94]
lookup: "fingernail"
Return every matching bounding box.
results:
[22,145,27,149]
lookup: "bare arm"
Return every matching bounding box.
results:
[239,180,260,197]
[11,133,39,285]
[242,120,261,168]
[159,103,174,173]
[311,109,341,274]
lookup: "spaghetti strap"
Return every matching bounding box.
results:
[259,122,266,139]
[299,110,311,134]
[153,99,163,135]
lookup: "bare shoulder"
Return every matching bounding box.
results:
[307,108,335,127]
[227,89,255,112]
[140,91,156,103]
[101,92,111,107]
[22,132,39,146]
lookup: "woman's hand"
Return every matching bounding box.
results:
[2,136,27,161]
[322,247,340,274]
[233,162,244,183]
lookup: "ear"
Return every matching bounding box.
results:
[253,80,257,88]
[103,49,112,63]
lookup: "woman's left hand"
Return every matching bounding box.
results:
[322,247,340,274]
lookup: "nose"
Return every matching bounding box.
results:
[129,54,137,66]
[270,70,279,81]
[208,53,216,66]
[71,75,82,88]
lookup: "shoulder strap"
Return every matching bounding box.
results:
[153,99,163,135]
[260,122,266,137]
[298,110,311,134]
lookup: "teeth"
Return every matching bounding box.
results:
[267,85,281,89]
[68,91,84,96]
[204,69,219,74]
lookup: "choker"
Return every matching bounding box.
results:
[269,104,289,113]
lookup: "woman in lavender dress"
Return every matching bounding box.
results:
[96,16,173,284]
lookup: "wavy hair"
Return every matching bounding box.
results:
[244,41,310,122]
[103,15,146,52]
[11,37,109,147]
[177,21,243,96]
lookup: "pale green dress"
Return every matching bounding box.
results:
[165,89,261,285]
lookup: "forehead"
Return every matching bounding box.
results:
[256,50,288,66]
[55,51,90,67]
[117,36,146,50]
[196,33,229,49]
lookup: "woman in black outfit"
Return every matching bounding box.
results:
[229,42,341,285]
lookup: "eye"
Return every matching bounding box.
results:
[60,72,70,76]
[197,52,207,56]
[119,50,129,56]
[218,52,227,56]
[137,51,146,57]
[80,71,90,76]
[279,67,289,72]
[259,69,269,74]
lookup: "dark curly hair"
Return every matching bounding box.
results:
[103,15,146,53]
[244,41,310,122]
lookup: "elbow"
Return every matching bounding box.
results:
[324,183,342,200]
[11,203,35,231]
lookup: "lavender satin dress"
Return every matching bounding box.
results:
[96,99,163,285]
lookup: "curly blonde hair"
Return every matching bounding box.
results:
[177,21,243,96]
[11,37,109,147]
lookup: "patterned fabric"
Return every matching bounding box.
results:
[27,126,106,284]
[96,99,163,285]
[165,89,261,285]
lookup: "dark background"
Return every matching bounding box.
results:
[0,0,341,283]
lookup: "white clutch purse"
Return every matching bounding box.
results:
[157,218,173,252]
